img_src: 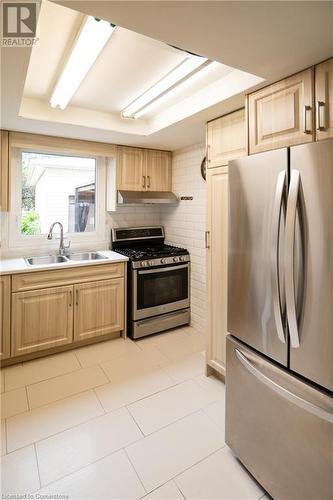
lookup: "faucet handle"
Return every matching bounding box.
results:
[64,240,71,251]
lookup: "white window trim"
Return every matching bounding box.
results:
[8,147,109,253]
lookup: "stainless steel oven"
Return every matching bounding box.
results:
[132,262,190,320]
[111,226,191,339]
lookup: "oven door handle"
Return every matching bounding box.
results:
[138,264,189,275]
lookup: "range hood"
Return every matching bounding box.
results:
[117,190,179,204]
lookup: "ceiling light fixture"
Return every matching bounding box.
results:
[50,17,116,110]
[122,56,217,119]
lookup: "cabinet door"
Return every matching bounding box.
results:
[146,150,172,191]
[207,109,246,168]
[12,286,73,357]
[0,130,10,212]
[315,58,333,141]
[248,68,314,154]
[206,166,228,376]
[0,276,11,360]
[74,278,124,342]
[116,146,146,191]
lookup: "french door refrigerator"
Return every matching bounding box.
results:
[226,139,333,500]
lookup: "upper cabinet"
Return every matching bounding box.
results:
[315,58,333,141]
[248,68,314,154]
[117,146,172,192]
[207,108,246,168]
[0,130,10,212]
[146,149,172,191]
[116,146,146,191]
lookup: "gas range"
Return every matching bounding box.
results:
[113,244,189,269]
[111,226,190,339]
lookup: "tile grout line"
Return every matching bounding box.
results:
[33,442,42,490]
[124,447,148,496]
[124,406,145,438]
[34,435,145,491]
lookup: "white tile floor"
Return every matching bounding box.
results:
[0,326,266,500]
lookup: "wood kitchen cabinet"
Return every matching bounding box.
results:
[146,149,172,191]
[248,68,314,154]
[11,285,74,357]
[315,57,333,141]
[74,278,124,342]
[117,146,172,192]
[116,146,146,191]
[206,166,229,377]
[9,263,126,361]
[0,275,11,360]
[0,130,10,212]
[207,109,246,168]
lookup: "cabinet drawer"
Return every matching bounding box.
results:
[12,263,125,292]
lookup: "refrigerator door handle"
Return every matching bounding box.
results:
[285,169,301,348]
[271,170,287,343]
[235,349,333,423]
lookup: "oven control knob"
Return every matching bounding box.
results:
[141,261,147,267]
[173,257,179,263]
[161,258,167,264]
[148,260,153,266]
[179,256,185,261]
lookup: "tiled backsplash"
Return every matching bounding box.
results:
[160,144,207,331]
[107,205,161,234]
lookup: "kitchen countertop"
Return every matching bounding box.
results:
[0,250,128,275]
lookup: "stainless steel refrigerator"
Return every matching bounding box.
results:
[226,139,333,500]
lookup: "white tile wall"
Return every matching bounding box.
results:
[106,143,207,331]
[107,205,161,234]
[160,144,207,331]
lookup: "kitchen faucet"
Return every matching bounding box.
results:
[47,222,70,256]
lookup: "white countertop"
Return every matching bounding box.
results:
[0,250,128,275]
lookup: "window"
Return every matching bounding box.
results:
[9,146,107,250]
[20,152,96,236]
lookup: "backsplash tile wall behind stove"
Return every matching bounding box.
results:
[107,143,207,332]
[160,144,207,331]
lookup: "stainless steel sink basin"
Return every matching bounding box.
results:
[65,252,107,261]
[25,255,68,266]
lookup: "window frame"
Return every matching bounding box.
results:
[9,146,108,251]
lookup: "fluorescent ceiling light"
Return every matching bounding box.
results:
[50,17,116,110]
[122,55,217,119]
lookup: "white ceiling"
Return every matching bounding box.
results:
[1,1,332,151]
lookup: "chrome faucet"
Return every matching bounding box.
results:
[47,222,70,256]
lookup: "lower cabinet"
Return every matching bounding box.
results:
[206,166,229,377]
[0,275,11,360]
[9,263,126,360]
[12,286,74,357]
[74,278,124,342]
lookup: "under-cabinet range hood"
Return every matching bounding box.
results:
[117,190,178,204]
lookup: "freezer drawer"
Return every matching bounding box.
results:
[226,335,333,500]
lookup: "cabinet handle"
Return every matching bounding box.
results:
[142,176,146,188]
[316,101,325,131]
[69,290,72,307]
[303,105,312,134]
[147,175,151,188]
[76,289,79,306]
[205,231,210,249]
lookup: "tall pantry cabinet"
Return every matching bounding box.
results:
[205,108,246,377]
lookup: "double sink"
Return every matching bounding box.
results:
[25,251,108,267]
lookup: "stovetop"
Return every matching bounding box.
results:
[113,244,189,261]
